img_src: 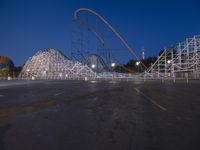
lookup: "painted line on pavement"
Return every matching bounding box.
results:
[134,88,167,111]
[54,92,64,96]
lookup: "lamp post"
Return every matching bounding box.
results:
[26,69,30,80]
[111,63,116,68]
[91,64,96,69]
[111,63,115,72]
[136,61,140,72]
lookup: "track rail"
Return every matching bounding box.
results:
[74,8,147,69]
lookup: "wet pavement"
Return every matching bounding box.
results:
[0,80,200,150]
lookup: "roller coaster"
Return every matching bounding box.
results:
[146,35,200,79]
[19,8,200,80]
[73,8,200,79]
[19,48,95,80]
[72,8,147,70]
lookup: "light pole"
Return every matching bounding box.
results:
[26,69,30,80]
[111,63,116,68]
[136,61,140,72]
[91,64,96,69]
[111,63,115,72]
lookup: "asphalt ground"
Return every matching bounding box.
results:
[0,80,200,150]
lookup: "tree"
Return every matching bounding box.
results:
[1,67,9,76]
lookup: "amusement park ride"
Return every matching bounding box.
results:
[146,35,200,78]
[19,8,200,80]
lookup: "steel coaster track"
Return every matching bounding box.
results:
[74,8,147,69]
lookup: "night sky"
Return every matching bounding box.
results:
[0,0,200,66]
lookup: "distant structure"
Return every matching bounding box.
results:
[85,54,108,73]
[141,47,145,60]
[0,55,14,78]
[74,8,147,69]
[19,48,95,80]
[0,56,14,69]
[147,35,200,78]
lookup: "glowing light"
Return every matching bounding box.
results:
[111,63,116,67]
[136,61,140,66]
[91,64,96,69]
[167,60,171,64]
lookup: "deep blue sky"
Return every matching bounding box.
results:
[0,0,200,66]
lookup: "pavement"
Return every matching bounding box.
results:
[0,79,200,150]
